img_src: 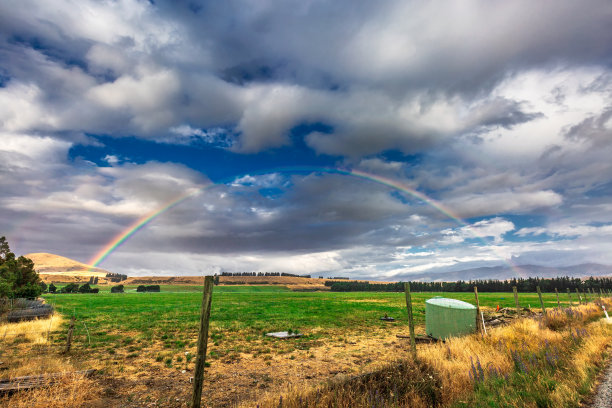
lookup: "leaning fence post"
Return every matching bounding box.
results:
[537,286,547,318]
[191,276,214,408]
[403,283,417,360]
[555,288,560,309]
[576,288,582,305]
[513,286,521,317]
[63,316,76,354]
[474,286,483,337]
[599,288,603,299]
[567,288,573,306]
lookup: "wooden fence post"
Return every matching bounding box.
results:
[63,316,76,354]
[537,286,547,317]
[191,276,214,408]
[567,288,573,306]
[598,288,603,299]
[474,286,483,337]
[576,288,582,304]
[404,283,417,360]
[513,286,521,317]
[555,288,560,309]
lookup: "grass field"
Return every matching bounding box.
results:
[0,286,606,407]
[40,286,580,364]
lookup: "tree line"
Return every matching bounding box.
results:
[325,276,612,292]
[219,272,312,278]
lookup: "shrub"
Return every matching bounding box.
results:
[111,284,125,293]
[60,283,79,293]
[137,285,160,293]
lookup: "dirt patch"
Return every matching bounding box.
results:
[45,325,423,407]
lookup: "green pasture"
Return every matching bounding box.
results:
[41,286,587,359]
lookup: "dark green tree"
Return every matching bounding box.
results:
[61,282,79,293]
[78,283,92,293]
[0,236,42,298]
[48,283,57,293]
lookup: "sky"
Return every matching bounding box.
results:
[1,0,612,279]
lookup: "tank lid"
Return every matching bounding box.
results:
[425,297,476,310]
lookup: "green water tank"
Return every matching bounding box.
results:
[425,297,477,340]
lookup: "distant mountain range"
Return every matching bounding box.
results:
[400,263,612,282]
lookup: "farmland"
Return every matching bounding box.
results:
[2,286,610,407]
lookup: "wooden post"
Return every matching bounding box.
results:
[191,276,214,408]
[513,286,521,317]
[63,316,76,354]
[566,288,573,306]
[576,288,582,304]
[474,286,483,337]
[598,288,603,299]
[537,286,547,317]
[555,288,560,309]
[403,283,417,360]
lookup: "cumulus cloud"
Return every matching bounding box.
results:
[1,0,612,276]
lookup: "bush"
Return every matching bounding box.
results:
[48,283,57,293]
[111,284,125,293]
[79,283,93,293]
[136,285,160,293]
[60,283,79,293]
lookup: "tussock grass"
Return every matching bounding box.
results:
[0,314,64,344]
[0,315,98,407]
[0,373,98,408]
[245,359,442,408]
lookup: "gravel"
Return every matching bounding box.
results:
[590,358,612,408]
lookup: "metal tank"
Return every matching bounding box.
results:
[425,297,477,340]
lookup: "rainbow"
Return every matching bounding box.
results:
[89,166,522,275]
[88,185,210,267]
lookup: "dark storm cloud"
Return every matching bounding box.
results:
[1,0,611,154]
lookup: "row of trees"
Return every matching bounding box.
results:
[326,276,612,292]
[219,272,311,278]
[53,282,99,293]
[106,273,128,282]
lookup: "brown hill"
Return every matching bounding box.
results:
[25,253,110,283]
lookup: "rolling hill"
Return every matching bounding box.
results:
[25,252,110,279]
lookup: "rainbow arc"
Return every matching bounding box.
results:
[89,167,523,277]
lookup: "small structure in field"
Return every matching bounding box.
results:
[425,297,476,340]
[265,331,303,339]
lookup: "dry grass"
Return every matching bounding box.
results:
[0,314,64,344]
[0,373,98,408]
[245,359,442,408]
[0,315,99,407]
